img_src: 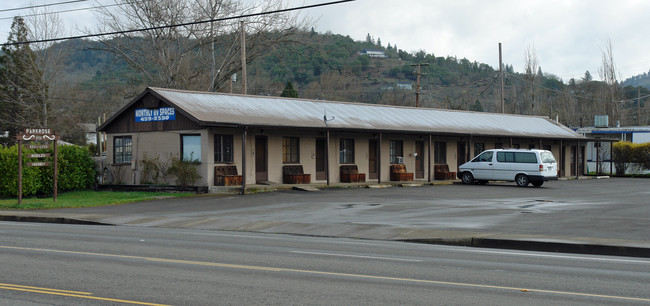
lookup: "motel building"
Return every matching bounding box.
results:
[97,87,588,191]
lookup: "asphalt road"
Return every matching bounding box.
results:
[1,222,649,305]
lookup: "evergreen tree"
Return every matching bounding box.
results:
[0,17,47,140]
[281,81,298,98]
[365,33,374,45]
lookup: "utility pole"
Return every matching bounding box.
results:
[240,20,247,95]
[411,63,429,107]
[638,87,641,126]
[499,43,505,113]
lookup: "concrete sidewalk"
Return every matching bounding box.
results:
[2,178,649,258]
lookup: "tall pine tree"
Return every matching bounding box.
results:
[0,16,47,141]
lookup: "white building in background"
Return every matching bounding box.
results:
[358,49,387,58]
[577,126,650,174]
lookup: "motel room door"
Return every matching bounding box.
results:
[255,136,268,183]
[315,138,326,180]
[457,141,467,172]
[368,139,378,180]
[415,141,425,179]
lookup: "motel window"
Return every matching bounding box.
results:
[389,140,403,164]
[434,141,446,164]
[282,136,300,163]
[113,136,132,164]
[181,134,201,162]
[214,134,234,163]
[494,142,503,149]
[340,138,355,164]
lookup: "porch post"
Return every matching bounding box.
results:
[559,140,563,178]
[428,134,432,183]
[240,127,247,195]
[326,130,330,186]
[610,141,613,175]
[575,140,579,178]
[378,132,382,184]
[596,140,600,175]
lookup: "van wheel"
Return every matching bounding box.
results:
[461,172,474,184]
[515,174,529,187]
[531,181,544,187]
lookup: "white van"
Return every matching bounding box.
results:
[458,149,558,187]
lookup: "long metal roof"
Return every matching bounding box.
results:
[107,87,585,139]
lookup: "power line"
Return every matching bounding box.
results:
[0,0,90,13]
[0,2,125,21]
[506,71,650,104]
[2,0,356,47]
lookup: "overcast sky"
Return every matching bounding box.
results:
[2,0,649,82]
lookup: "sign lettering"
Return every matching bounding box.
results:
[27,153,51,158]
[24,128,52,135]
[27,162,50,167]
[135,107,176,122]
[27,144,50,149]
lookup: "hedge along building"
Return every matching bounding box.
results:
[97,87,587,189]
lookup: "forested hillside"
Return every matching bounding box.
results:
[3,23,649,145]
[65,30,650,127]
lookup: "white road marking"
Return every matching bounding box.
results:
[291,250,422,262]
[445,247,650,264]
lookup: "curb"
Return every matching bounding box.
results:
[0,215,113,226]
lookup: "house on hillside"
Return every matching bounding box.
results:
[358,49,387,58]
[97,87,587,189]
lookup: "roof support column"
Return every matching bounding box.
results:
[559,140,563,177]
[610,141,613,175]
[575,140,580,178]
[326,130,330,186]
[596,140,600,175]
[428,134,432,183]
[240,127,247,195]
[378,133,382,184]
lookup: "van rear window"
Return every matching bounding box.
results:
[497,152,538,163]
[540,152,556,163]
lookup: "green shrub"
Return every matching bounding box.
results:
[613,141,650,174]
[168,154,201,186]
[0,144,97,198]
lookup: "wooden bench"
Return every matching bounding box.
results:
[434,164,456,180]
[340,165,366,183]
[214,165,243,186]
[390,164,414,181]
[283,165,311,184]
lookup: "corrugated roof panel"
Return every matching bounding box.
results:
[151,87,584,139]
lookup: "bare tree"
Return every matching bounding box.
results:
[27,8,73,129]
[523,44,539,115]
[94,0,308,91]
[598,38,620,125]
